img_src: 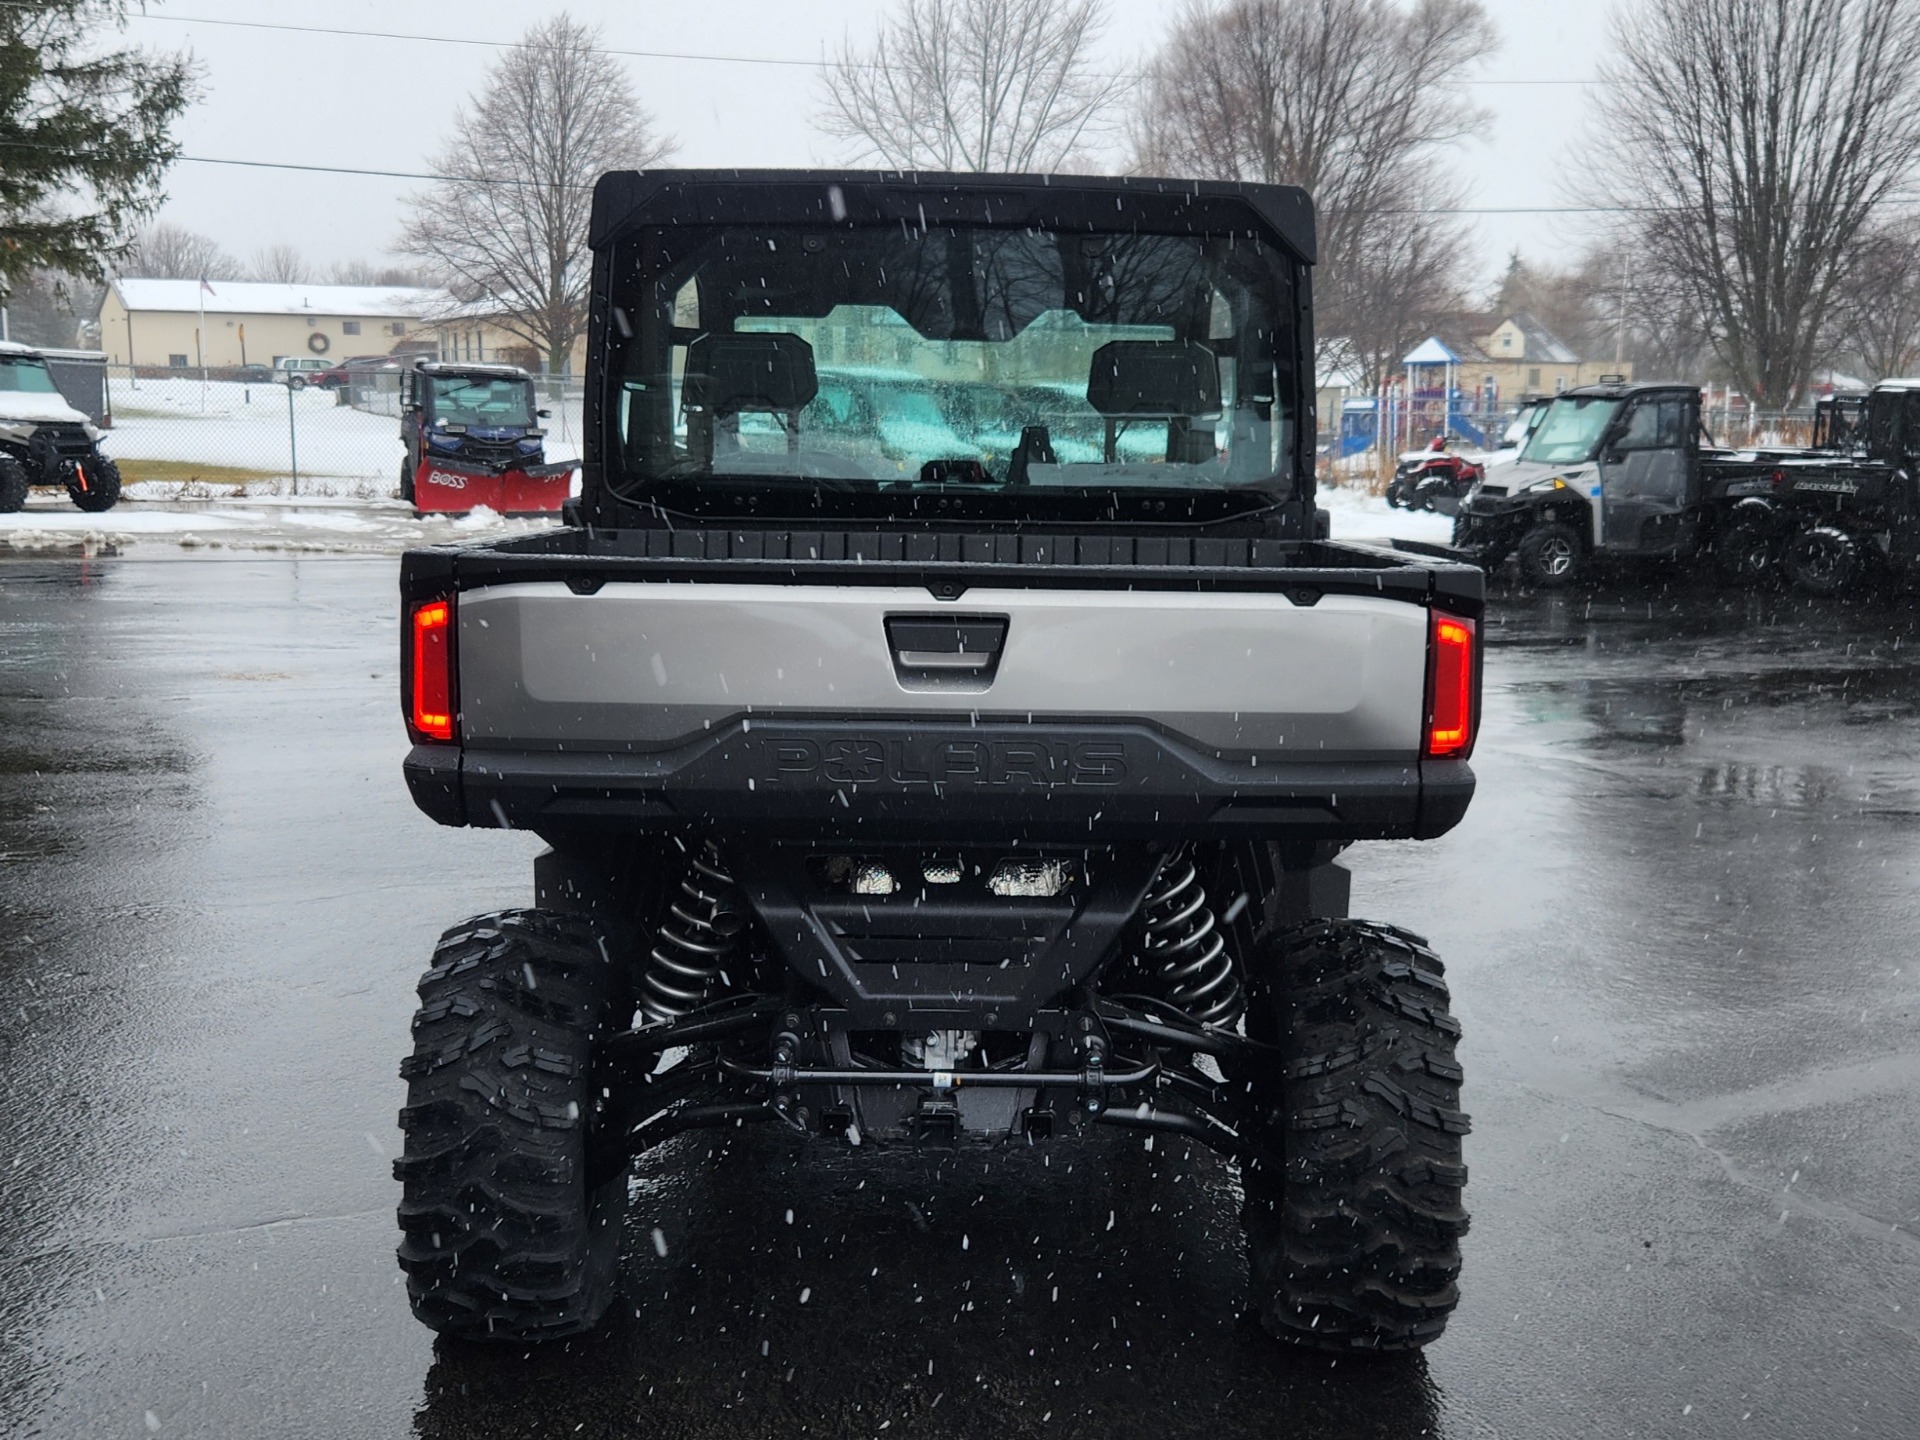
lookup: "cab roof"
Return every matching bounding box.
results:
[417,361,532,381]
[1556,381,1697,402]
[588,168,1318,265]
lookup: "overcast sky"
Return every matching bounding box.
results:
[132,0,1614,294]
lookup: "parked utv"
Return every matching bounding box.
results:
[393,170,1481,1356]
[1739,379,1920,593]
[0,341,121,513]
[399,361,573,516]
[1450,380,1891,591]
[1452,382,1708,586]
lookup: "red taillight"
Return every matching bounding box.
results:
[1425,611,1476,759]
[410,598,456,742]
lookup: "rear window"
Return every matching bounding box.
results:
[602,221,1301,521]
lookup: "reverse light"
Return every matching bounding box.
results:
[409,598,456,742]
[1424,611,1477,759]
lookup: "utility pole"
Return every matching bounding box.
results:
[1615,252,1630,369]
[124,301,138,389]
[286,376,299,497]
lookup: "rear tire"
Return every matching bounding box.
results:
[1515,520,1584,588]
[1241,920,1470,1353]
[399,459,415,504]
[0,456,27,513]
[1781,522,1863,596]
[67,457,121,513]
[395,909,627,1341]
[1714,514,1777,586]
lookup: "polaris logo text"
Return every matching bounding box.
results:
[761,737,1127,788]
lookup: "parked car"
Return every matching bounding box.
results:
[273,356,335,389]
[231,363,272,384]
[312,354,398,390]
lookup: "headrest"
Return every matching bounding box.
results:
[1087,340,1221,418]
[684,332,818,415]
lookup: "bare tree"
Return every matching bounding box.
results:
[819,0,1127,171]
[249,243,310,284]
[400,14,675,373]
[1592,0,1920,409]
[127,220,237,279]
[1133,0,1497,388]
[1835,222,1920,382]
[326,258,427,288]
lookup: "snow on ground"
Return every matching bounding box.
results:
[1316,482,1455,545]
[0,495,552,557]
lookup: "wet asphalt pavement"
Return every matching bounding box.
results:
[1,555,1917,1439]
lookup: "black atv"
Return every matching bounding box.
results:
[0,344,121,513]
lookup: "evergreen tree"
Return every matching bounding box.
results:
[0,2,192,287]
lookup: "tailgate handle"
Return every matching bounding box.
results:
[886,615,1009,687]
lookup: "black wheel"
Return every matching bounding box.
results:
[395,909,627,1341]
[288,376,306,391]
[1780,522,1863,596]
[0,455,27,513]
[1240,920,1469,1353]
[67,456,121,513]
[399,459,415,504]
[1515,520,1584,588]
[1385,479,1411,510]
[1714,514,1777,586]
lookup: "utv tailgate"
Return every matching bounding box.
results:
[403,534,1479,844]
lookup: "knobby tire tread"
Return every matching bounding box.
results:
[395,908,625,1341]
[1242,919,1470,1353]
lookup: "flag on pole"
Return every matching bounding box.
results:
[197,276,211,409]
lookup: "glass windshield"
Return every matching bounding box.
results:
[606,223,1298,516]
[429,375,534,427]
[1519,395,1624,465]
[0,355,59,394]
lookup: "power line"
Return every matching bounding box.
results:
[92,5,1601,87]
[10,132,1920,214]
[117,154,1920,215]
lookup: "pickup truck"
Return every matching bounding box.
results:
[392,169,1481,1355]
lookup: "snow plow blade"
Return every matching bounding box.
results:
[411,458,575,517]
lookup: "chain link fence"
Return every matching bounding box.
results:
[90,363,1828,504]
[98,364,585,502]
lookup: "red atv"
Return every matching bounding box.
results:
[1386,435,1485,514]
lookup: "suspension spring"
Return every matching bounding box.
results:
[638,842,748,1023]
[1134,852,1244,1029]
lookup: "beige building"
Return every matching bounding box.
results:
[1435,312,1631,404]
[98,278,448,370]
[97,278,560,373]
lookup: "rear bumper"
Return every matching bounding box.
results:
[406,717,1473,843]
